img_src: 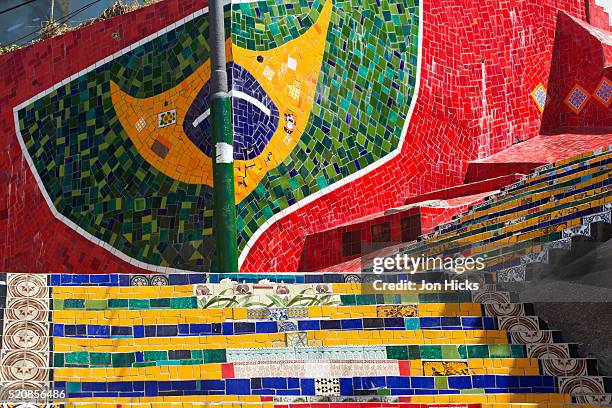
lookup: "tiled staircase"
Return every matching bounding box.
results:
[44,276,612,406]
[5,146,610,407]
[406,144,612,286]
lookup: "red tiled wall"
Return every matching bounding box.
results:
[420,206,470,235]
[588,0,612,31]
[299,208,421,272]
[404,174,523,205]
[464,162,544,183]
[242,0,589,272]
[298,203,479,272]
[541,12,612,134]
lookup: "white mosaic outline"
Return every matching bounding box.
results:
[192,90,272,127]
[12,0,424,273]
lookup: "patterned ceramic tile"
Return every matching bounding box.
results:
[314,378,340,396]
[593,77,612,107]
[563,84,591,114]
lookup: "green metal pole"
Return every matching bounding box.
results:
[208,0,238,272]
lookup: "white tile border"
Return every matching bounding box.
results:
[12,0,424,273]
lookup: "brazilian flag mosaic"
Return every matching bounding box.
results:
[16,0,420,272]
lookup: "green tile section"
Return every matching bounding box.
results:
[339,292,472,306]
[386,346,409,360]
[461,388,485,394]
[384,344,525,361]
[112,7,231,98]
[54,291,476,311]
[232,0,325,50]
[237,0,419,250]
[435,376,448,390]
[56,349,227,368]
[54,297,197,310]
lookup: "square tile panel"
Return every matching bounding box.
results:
[563,84,590,114]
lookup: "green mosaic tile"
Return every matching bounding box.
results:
[65,352,88,365]
[90,352,111,366]
[108,299,129,309]
[66,382,81,393]
[404,317,420,330]
[374,295,386,304]
[383,294,402,304]
[435,376,448,390]
[438,293,460,303]
[232,0,325,51]
[54,353,65,368]
[407,345,421,360]
[112,8,231,99]
[203,349,227,363]
[511,345,526,358]
[418,293,438,303]
[340,295,356,305]
[488,344,512,358]
[386,346,409,360]
[461,388,485,394]
[85,299,107,310]
[144,351,168,362]
[129,299,150,310]
[355,294,376,305]
[441,345,462,359]
[467,345,490,359]
[170,297,198,309]
[133,362,158,367]
[17,0,419,271]
[150,298,172,308]
[179,359,205,365]
[420,346,442,359]
[400,294,420,303]
[63,299,85,309]
[160,360,181,366]
[112,353,135,368]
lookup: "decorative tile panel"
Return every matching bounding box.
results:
[593,77,611,107]
[530,83,548,112]
[563,84,590,113]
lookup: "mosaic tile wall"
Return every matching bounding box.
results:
[9,0,419,273]
[540,12,612,133]
[0,0,608,275]
[242,0,610,272]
